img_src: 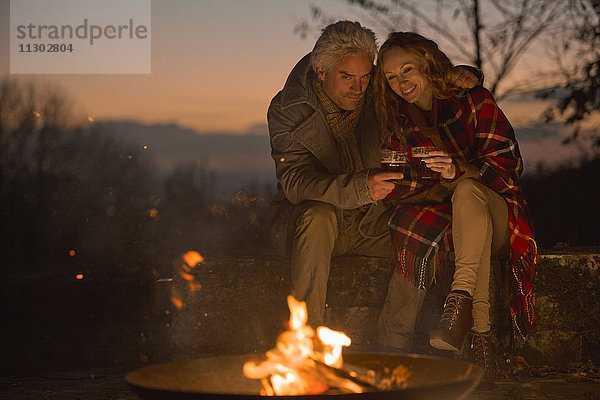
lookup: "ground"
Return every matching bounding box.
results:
[3,366,600,399]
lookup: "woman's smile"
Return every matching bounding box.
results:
[383,48,433,110]
[401,84,417,96]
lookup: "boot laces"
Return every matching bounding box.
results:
[439,294,462,326]
[472,332,491,368]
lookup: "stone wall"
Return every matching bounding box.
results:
[167,251,600,366]
[522,253,600,366]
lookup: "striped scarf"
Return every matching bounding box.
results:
[313,78,364,172]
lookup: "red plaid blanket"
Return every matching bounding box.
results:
[386,86,537,339]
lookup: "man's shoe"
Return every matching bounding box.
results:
[429,292,473,351]
[470,330,496,386]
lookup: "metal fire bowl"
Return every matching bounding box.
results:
[126,353,482,400]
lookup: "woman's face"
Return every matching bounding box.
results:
[381,47,433,110]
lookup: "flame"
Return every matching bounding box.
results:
[181,272,194,282]
[171,295,183,309]
[88,116,94,122]
[167,251,205,310]
[75,274,84,280]
[243,295,356,396]
[288,296,307,330]
[171,286,183,309]
[317,327,351,368]
[68,249,76,256]
[183,251,204,268]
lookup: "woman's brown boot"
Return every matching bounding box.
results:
[429,292,474,351]
[471,330,496,384]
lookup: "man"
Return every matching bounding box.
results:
[267,21,476,351]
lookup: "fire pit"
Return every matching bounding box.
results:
[126,352,482,399]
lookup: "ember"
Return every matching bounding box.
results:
[243,295,407,396]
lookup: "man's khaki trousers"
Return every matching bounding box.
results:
[281,200,424,351]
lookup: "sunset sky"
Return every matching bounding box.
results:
[1,0,333,132]
[2,0,560,132]
[1,0,594,173]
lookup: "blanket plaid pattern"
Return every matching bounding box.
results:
[387,86,537,339]
[388,203,453,288]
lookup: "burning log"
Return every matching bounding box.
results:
[242,295,407,396]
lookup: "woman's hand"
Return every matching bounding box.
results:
[423,150,456,179]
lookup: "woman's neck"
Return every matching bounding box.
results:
[415,87,433,111]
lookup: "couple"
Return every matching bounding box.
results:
[266,21,536,378]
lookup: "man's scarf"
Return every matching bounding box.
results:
[314,78,364,172]
[386,88,537,340]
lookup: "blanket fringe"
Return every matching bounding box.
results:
[391,238,538,342]
[390,243,451,289]
[509,238,538,341]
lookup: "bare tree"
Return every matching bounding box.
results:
[0,76,158,276]
[295,0,571,100]
[539,0,600,148]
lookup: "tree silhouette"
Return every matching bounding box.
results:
[295,0,574,100]
[0,76,158,277]
[538,0,600,149]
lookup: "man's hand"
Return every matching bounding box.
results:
[449,66,478,89]
[423,150,456,179]
[368,171,403,200]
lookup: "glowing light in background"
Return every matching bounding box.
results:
[182,251,204,267]
[170,251,205,308]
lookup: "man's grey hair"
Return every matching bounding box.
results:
[310,21,377,75]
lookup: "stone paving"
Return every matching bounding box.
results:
[2,368,600,400]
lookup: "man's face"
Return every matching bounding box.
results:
[317,53,372,111]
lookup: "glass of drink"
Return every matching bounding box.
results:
[410,146,439,180]
[380,148,407,174]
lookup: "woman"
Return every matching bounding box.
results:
[373,32,537,375]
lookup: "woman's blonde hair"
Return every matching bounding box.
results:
[374,32,457,146]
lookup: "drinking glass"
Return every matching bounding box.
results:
[410,146,439,180]
[380,148,407,174]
